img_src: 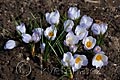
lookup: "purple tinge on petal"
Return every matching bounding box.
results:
[69,45,78,53]
[93,46,101,54]
[100,23,108,34]
[91,23,100,35]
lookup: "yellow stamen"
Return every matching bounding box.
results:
[48,31,54,37]
[86,41,92,48]
[96,54,102,61]
[75,57,81,64]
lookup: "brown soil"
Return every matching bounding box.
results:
[0,0,120,80]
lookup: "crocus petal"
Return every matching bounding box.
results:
[100,23,108,34]
[64,19,74,32]
[92,59,103,68]
[69,45,78,53]
[101,54,108,65]
[80,15,93,29]
[68,7,80,20]
[4,40,16,49]
[91,23,101,35]
[16,23,26,34]
[22,34,32,43]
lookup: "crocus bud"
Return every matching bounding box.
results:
[4,40,16,49]
[45,10,60,25]
[68,7,80,20]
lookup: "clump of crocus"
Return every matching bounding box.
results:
[4,6,109,80]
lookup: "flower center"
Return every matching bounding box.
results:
[75,57,81,64]
[96,54,102,61]
[86,41,92,48]
[48,31,54,37]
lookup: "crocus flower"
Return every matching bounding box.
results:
[32,28,44,36]
[4,40,16,49]
[21,34,32,43]
[44,25,57,40]
[40,43,46,53]
[92,53,108,68]
[64,19,74,32]
[45,10,60,25]
[68,7,80,20]
[16,23,26,34]
[72,54,88,72]
[80,15,93,29]
[32,32,41,43]
[64,31,79,46]
[75,25,88,40]
[61,52,74,67]
[91,23,101,35]
[93,46,101,53]
[100,23,108,34]
[82,36,96,50]
[32,28,44,43]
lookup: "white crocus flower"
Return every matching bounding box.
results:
[64,19,74,32]
[4,40,16,49]
[64,31,79,46]
[91,23,101,35]
[32,28,44,43]
[61,52,74,67]
[75,25,88,40]
[92,53,108,68]
[100,23,108,34]
[22,34,32,43]
[82,36,96,50]
[80,15,93,29]
[16,23,26,34]
[45,10,60,25]
[40,43,46,53]
[72,54,88,72]
[44,25,57,40]
[68,7,80,20]
[93,46,101,54]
